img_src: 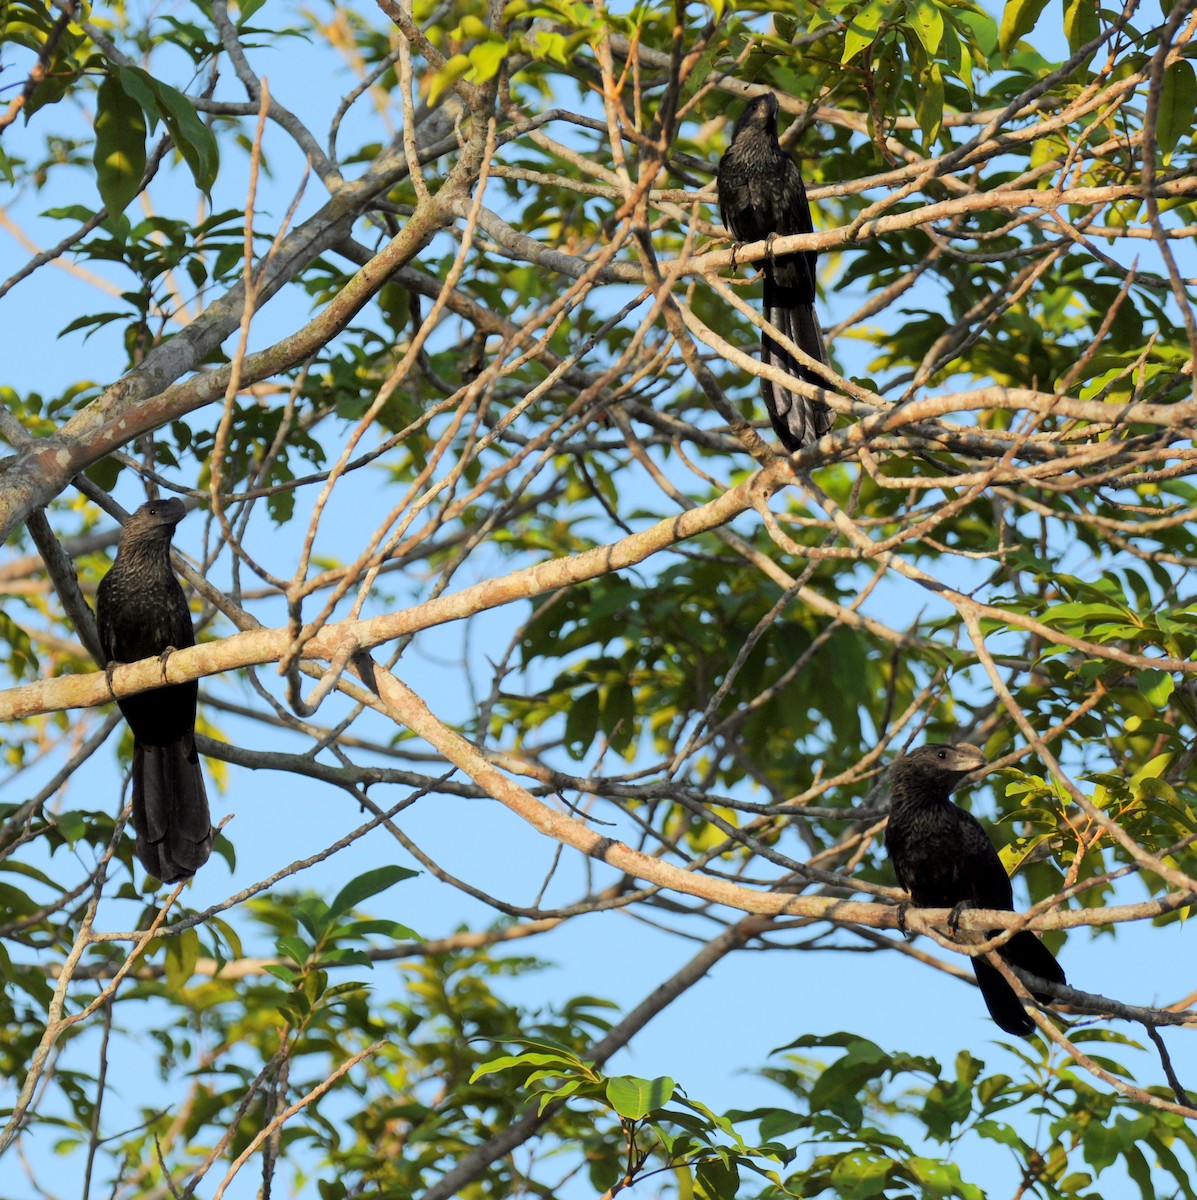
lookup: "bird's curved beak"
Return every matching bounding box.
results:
[951,743,988,778]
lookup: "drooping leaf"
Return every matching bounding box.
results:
[998,0,1050,58]
[1157,60,1196,161]
[93,74,147,218]
[908,0,944,55]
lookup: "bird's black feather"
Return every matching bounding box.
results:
[95,499,212,882]
[716,91,832,451]
[884,744,1065,1036]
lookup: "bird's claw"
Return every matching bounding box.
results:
[158,645,178,682]
[948,900,973,936]
[104,660,118,697]
[895,900,912,938]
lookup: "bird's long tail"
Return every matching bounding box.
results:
[132,742,213,883]
[972,931,1066,1036]
[761,273,833,452]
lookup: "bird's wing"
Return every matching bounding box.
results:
[169,580,197,649]
[883,821,910,893]
[955,807,1015,910]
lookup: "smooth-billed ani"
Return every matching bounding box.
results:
[883,743,1065,1036]
[95,499,212,882]
[716,90,832,451]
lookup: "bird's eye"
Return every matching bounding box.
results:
[936,749,947,759]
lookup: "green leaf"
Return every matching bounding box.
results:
[11,4,84,117]
[842,0,886,64]
[807,1038,894,1123]
[93,75,147,218]
[0,859,61,888]
[277,935,311,966]
[564,688,600,759]
[53,810,89,845]
[428,53,471,106]
[1157,60,1196,161]
[344,918,421,941]
[470,1049,586,1083]
[58,312,127,339]
[694,1156,739,1200]
[294,897,329,940]
[115,66,160,133]
[164,928,201,992]
[909,0,943,55]
[606,1075,675,1119]
[319,947,373,967]
[43,205,99,222]
[1136,668,1174,707]
[468,40,507,84]
[830,1150,894,1200]
[1063,0,1099,66]
[148,77,220,193]
[998,0,1050,59]
[327,865,418,923]
[0,611,39,679]
[237,0,269,23]
[601,680,636,754]
[114,67,219,194]
[917,61,944,143]
[758,1109,807,1140]
[909,1155,985,1200]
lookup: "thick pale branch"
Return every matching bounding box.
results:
[9,382,1197,725]
[0,468,778,721]
[347,654,1197,939]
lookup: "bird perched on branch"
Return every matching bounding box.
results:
[95,499,212,882]
[883,743,1065,1036]
[716,90,832,452]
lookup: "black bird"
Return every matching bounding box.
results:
[883,743,1065,1036]
[95,499,212,882]
[716,90,832,451]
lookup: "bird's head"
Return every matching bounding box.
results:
[895,742,987,790]
[732,91,780,139]
[121,497,187,545]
